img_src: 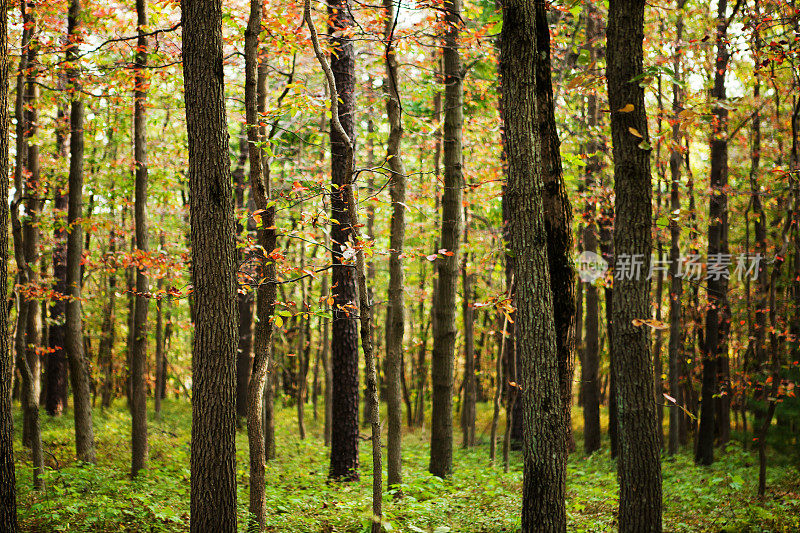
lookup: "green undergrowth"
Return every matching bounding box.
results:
[13,400,800,532]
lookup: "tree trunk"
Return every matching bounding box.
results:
[581,1,602,456]
[46,109,70,417]
[244,0,279,527]
[154,231,165,417]
[500,1,567,529]
[323,0,361,482]
[130,0,150,477]
[696,0,732,466]
[460,248,476,448]
[667,0,686,456]
[182,0,239,528]
[66,0,97,464]
[0,4,15,516]
[429,0,464,478]
[607,0,662,529]
[536,0,576,455]
[384,0,407,491]
[234,127,253,425]
[99,213,118,410]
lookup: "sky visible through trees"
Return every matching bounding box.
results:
[1,0,800,531]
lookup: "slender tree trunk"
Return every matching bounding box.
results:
[460,247,476,448]
[0,2,16,517]
[490,311,508,464]
[296,241,308,440]
[99,212,118,410]
[182,0,239,528]
[21,4,42,439]
[582,1,602,456]
[66,0,96,464]
[500,1,567,529]
[10,202,43,490]
[607,0,662,529]
[697,0,733,465]
[130,0,150,477]
[154,231,165,417]
[429,0,464,478]
[384,0,407,491]
[667,0,686,456]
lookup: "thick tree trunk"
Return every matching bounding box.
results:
[500,1,567,529]
[696,0,732,466]
[536,0,576,455]
[66,0,97,464]
[607,0,662,529]
[0,5,16,525]
[384,0,407,491]
[182,0,239,529]
[429,0,464,478]
[130,0,150,477]
[318,0,361,482]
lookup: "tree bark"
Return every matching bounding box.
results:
[384,0,407,491]
[130,0,150,477]
[696,0,732,466]
[46,109,70,416]
[0,2,16,517]
[66,0,97,464]
[607,0,662,529]
[182,0,239,528]
[429,0,464,478]
[581,1,601,455]
[667,0,686,455]
[500,0,567,529]
[323,0,361,482]
[536,0,576,455]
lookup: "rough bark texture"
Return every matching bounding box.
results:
[0,3,16,519]
[66,0,97,464]
[429,0,464,478]
[607,0,662,529]
[131,0,150,477]
[696,0,731,466]
[500,0,567,529]
[182,0,239,529]
[326,0,361,482]
[384,0,406,491]
[536,0,576,454]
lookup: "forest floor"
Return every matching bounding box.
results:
[12,399,800,532]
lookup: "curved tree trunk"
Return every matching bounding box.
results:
[607,0,662,528]
[182,0,239,528]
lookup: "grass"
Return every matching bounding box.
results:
[12,398,800,532]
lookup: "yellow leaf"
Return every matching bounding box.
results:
[628,127,643,138]
[618,104,635,113]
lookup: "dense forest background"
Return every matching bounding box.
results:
[0,0,799,530]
